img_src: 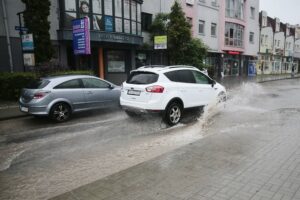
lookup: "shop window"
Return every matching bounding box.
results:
[124,0,130,19]
[104,0,113,16]
[132,21,137,35]
[115,18,123,32]
[115,0,122,17]
[131,1,137,21]
[64,12,76,29]
[124,19,130,33]
[93,15,103,30]
[92,0,102,14]
[141,12,152,31]
[65,0,76,11]
[79,0,90,18]
[107,51,126,73]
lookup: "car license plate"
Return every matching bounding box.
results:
[21,106,28,112]
[127,90,141,96]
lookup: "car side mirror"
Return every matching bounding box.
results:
[108,84,115,89]
[211,80,216,88]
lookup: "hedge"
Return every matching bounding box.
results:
[0,70,94,101]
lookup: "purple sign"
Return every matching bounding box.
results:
[72,17,90,55]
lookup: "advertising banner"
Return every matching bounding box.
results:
[105,16,113,32]
[248,62,257,76]
[72,17,91,55]
[154,35,167,49]
[22,34,34,51]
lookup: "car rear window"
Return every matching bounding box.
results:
[25,79,50,89]
[164,70,196,83]
[127,71,158,84]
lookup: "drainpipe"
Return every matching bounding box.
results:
[1,0,14,72]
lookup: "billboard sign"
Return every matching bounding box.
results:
[22,34,34,51]
[154,35,167,49]
[72,17,91,55]
[105,16,113,32]
[248,62,256,76]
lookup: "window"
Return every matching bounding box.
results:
[249,32,254,43]
[26,80,50,89]
[211,23,217,36]
[107,50,126,73]
[54,79,83,89]
[262,16,267,26]
[141,12,152,31]
[199,20,205,35]
[82,78,110,88]
[225,0,244,20]
[127,72,159,84]
[187,17,193,26]
[104,0,113,16]
[225,22,244,48]
[165,70,196,83]
[124,0,130,19]
[115,0,122,17]
[192,71,210,84]
[250,7,255,19]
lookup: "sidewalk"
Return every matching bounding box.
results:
[0,74,299,121]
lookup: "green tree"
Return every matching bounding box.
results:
[149,13,169,40]
[167,1,207,69]
[167,1,192,64]
[21,0,54,65]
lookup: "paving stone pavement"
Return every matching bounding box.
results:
[51,79,300,200]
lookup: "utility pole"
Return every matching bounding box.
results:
[1,0,14,72]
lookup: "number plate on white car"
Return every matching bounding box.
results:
[127,90,141,96]
[21,106,28,112]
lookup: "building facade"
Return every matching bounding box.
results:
[258,11,298,75]
[1,0,299,83]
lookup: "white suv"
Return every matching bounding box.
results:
[120,65,226,125]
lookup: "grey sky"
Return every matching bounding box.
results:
[259,0,300,25]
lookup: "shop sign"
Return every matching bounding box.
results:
[154,35,167,50]
[22,34,34,51]
[72,17,91,55]
[23,53,35,66]
[105,16,113,32]
[228,51,240,55]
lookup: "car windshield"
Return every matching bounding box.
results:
[127,71,158,84]
[25,79,50,89]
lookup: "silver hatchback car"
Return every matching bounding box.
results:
[19,75,121,122]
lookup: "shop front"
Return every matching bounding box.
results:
[58,0,143,85]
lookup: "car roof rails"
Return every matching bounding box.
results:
[138,65,166,68]
[167,65,198,69]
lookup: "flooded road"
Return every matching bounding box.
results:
[1,78,300,200]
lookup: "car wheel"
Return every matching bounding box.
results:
[164,102,182,126]
[50,102,71,122]
[125,110,139,117]
[217,92,227,103]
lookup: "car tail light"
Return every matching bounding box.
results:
[146,85,164,93]
[33,91,50,99]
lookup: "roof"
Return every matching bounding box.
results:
[134,65,200,73]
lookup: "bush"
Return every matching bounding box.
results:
[0,70,95,101]
[0,72,37,101]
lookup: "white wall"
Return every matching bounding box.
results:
[285,36,294,57]
[273,32,285,54]
[196,0,219,52]
[260,27,273,53]
[141,0,175,44]
[244,0,259,56]
[0,0,25,38]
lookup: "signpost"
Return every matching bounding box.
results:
[72,17,91,55]
[154,35,167,50]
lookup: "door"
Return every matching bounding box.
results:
[53,79,86,111]
[191,70,215,105]
[81,78,116,109]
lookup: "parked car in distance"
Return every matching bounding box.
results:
[19,75,120,122]
[120,65,226,126]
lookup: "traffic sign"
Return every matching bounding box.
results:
[15,26,28,31]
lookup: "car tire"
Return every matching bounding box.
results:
[217,92,227,103]
[164,102,182,126]
[125,110,139,117]
[50,102,71,122]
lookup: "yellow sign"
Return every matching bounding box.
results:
[154,35,167,49]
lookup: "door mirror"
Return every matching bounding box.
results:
[211,80,216,88]
[108,84,115,89]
